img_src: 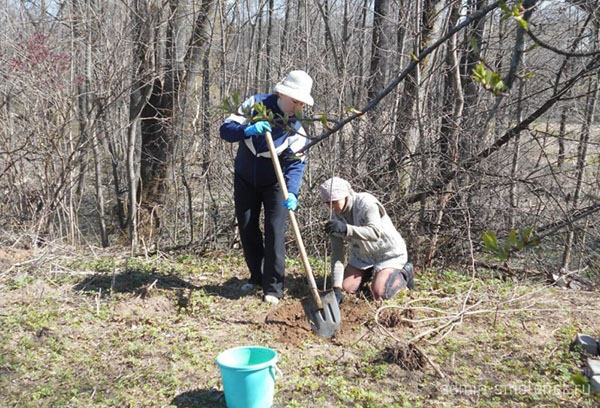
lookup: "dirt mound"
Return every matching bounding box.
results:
[376,343,426,371]
[378,307,415,328]
[265,296,374,345]
[0,246,33,270]
[264,300,311,345]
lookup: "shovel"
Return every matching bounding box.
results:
[264,131,341,338]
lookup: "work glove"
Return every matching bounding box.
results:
[333,287,344,305]
[324,219,347,237]
[282,193,298,211]
[244,121,272,137]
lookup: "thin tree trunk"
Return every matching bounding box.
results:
[316,0,341,75]
[180,156,194,244]
[84,0,108,246]
[266,0,273,85]
[557,107,567,168]
[303,0,309,65]
[356,0,369,105]
[74,0,89,199]
[391,0,421,193]
[97,99,126,230]
[279,0,291,77]
[562,72,598,270]
[459,0,485,157]
[475,0,536,141]
[505,9,533,229]
[127,118,139,248]
[349,0,370,179]
[426,4,462,265]
[391,0,407,133]
[244,3,257,96]
[367,0,390,105]
[218,0,227,97]
[509,73,526,230]
[171,0,215,244]
[92,131,108,247]
[254,7,263,91]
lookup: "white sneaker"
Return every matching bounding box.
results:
[263,295,279,305]
[240,282,257,292]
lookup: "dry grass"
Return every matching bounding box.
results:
[0,247,599,407]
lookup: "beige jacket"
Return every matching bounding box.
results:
[330,193,407,287]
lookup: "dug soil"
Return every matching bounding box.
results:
[265,296,375,346]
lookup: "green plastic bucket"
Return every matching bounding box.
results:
[216,346,279,408]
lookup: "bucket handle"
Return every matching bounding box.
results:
[270,363,283,380]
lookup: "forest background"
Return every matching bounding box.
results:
[1,0,600,283]
[2,0,600,283]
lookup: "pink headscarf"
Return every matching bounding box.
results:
[319,177,354,202]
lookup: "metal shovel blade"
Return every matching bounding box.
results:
[301,290,341,338]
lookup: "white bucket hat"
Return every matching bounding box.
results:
[273,70,314,106]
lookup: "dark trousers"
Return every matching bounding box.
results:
[234,172,287,298]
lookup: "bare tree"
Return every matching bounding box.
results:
[1,0,600,279]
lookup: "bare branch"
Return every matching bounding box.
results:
[299,0,503,153]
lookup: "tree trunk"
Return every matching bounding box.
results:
[391,0,407,133]
[367,0,390,101]
[127,118,140,248]
[426,4,462,265]
[86,0,108,247]
[561,71,598,270]
[279,0,291,77]
[391,0,446,194]
[266,0,273,86]
[509,74,526,230]
[459,0,485,156]
[254,5,263,91]
[244,3,258,96]
[73,0,89,200]
[557,107,567,168]
[366,0,390,167]
[125,0,216,246]
[127,0,156,248]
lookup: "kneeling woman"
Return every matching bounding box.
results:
[320,177,414,302]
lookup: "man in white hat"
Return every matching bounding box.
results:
[319,177,414,302]
[220,70,314,305]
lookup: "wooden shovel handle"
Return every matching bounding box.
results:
[264,131,323,309]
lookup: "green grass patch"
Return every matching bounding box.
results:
[1,253,599,407]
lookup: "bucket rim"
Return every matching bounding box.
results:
[216,346,278,371]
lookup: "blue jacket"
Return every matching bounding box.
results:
[219,94,308,196]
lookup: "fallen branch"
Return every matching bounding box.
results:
[373,284,600,378]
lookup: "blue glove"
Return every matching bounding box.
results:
[282,193,298,211]
[244,121,272,137]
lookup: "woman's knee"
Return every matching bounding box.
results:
[342,276,361,293]
[371,268,405,300]
[342,265,363,293]
[370,278,386,300]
